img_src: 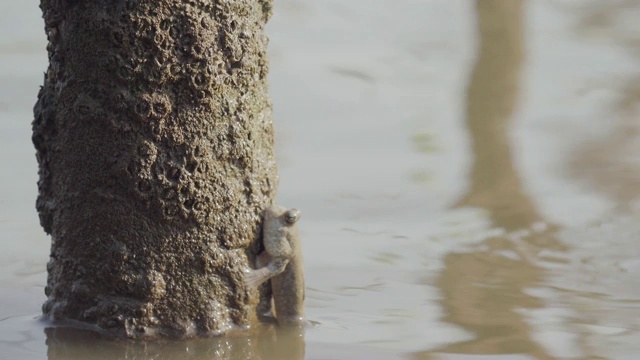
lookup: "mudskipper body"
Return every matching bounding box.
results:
[245,205,304,325]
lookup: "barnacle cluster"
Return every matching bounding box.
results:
[34,0,277,338]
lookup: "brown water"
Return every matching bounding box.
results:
[2,1,640,359]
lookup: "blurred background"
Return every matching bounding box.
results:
[2,0,640,359]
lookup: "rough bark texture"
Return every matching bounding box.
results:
[33,0,276,338]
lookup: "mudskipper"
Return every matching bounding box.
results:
[245,205,304,325]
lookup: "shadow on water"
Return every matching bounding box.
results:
[416,1,566,358]
[44,325,305,360]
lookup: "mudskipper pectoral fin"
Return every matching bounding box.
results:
[256,251,271,268]
[246,256,290,289]
[244,267,274,289]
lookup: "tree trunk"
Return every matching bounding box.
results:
[33,0,276,338]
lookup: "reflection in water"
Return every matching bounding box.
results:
[45,325,305,360]
[419,1,564,358]
[567,118,640,213]
[452,0,533,231]
[566,2,640,214]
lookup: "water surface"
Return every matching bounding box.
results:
[2,1,640,359]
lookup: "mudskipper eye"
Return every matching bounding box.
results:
[284,209,300,224]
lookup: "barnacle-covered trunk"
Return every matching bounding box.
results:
[33,0,276,338]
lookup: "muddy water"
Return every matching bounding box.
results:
[2,1,640,359]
